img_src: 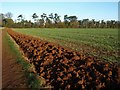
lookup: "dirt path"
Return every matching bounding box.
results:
[2,29,27,89]
[0,29,2,89]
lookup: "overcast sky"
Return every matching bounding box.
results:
[1,2,118,21]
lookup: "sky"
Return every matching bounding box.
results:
[0,0,119,2]
[1,2,118,21]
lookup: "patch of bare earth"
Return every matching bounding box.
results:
[0,29,2,89]
[2,29,27,89]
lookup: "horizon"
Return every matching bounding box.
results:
[1,2,118,21]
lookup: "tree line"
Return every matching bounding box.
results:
[0,12,119,28]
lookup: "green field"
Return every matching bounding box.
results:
[13,28,119,62]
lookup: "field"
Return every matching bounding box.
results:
[7,28,120,89]
[13,28,119,62]
[2,1,120,89]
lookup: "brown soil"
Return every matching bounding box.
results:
[2,29,27,89]
[7,29,120,90]
[0,29,2,89]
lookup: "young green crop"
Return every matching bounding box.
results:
[13,28,119,62]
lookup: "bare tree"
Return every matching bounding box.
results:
[5,12,13,19]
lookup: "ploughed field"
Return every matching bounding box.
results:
[7,29,119,90]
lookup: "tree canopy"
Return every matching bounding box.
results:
[1,12,119,28]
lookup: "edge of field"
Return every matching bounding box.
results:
[3,28,45,89]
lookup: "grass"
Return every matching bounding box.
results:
[2,29,43,88]
[13,28,119,62]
